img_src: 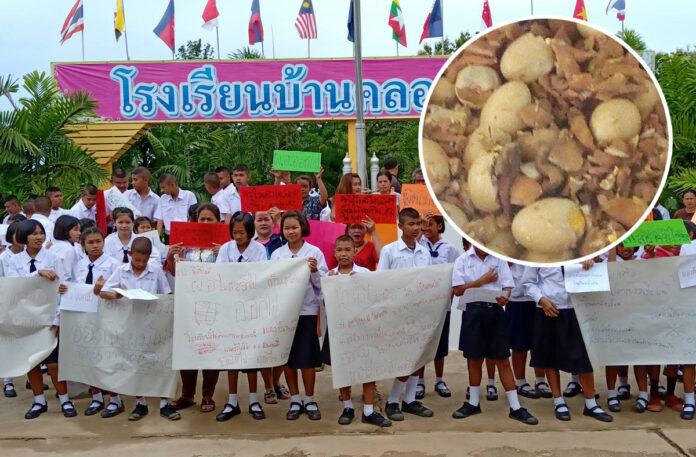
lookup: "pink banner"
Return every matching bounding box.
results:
[306,220,346,264]
[52,58,447,122]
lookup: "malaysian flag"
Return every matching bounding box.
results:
[60,0,84,44]
[295,0,317,39]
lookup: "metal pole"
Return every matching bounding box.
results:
[307,38,310,58]
[216,26,221,59]
[81,19,85,61]
[261,41,265,58]
[271,24,276,58]
[122,0,131,60]
[531,0,533,15]
[440,0,444,55]
[353,0,367,185]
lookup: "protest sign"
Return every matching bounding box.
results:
[400,184,441,215]
[61,282,99,312]
[272,150,321,173]
[334,194,397,224]
[570,255,696,365]
[111,288,158,300]
[240,185,303,212]
[104,186,140,216]
[622,219,691,247]
[460,288,504,305]
[563,263,611,293]
[321,264,452,389]
[133,229,166,254]
[0,278,59,378]
[307,220,347,263]
[173,258,310,369]
[678,258,696,288]
[59,295,177,397]
[169,221,231,248]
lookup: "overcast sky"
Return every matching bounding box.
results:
[1,0,693,111]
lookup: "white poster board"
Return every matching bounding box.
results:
[322,264,453,389]
[60,282,99,312]
[173,258,310,369]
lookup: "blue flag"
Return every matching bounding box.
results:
[420,0,443,44]
[347,0,354,42]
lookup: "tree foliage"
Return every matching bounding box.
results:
[176,39,216,60]
[418,32,472,56]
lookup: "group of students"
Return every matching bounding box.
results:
[1,162,695,428]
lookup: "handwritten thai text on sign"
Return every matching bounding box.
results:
[273,150,321,173]
[321,264,453,388]
[240,185,303,212]
[170,222,231,249]
[564,263,611,293]
[678,258,696,288]
[173,259,310,370]
[622,220,691,247]
[334,194,397,224]
[400,184,441,215]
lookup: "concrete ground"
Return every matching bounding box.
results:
[1,354,695,457]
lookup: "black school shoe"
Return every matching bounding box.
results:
[509,407,538,425]
[305,402,321,420]
[362,411,392,427]
[681,403,695,420]
[61,401,78,418]
[216,403,241,422]
[563,382,582,397]
[160,404,181,420]
[415,383,425,400]
[24,403,48,419]
[517,383,541,399]
[285,402,304,420]
[452,402,481,419]
[248,403,265,420]
[617,384,631,400]
[128,404,149,421]
[554,404,571,421]
[3,383,16,398]
[385,402,404,421]
[402,400,434,417]
[84,400,104,416]
[25,380,49,390]
[583,405,613,422]
[607,396,621,413]
[338,407,355,425]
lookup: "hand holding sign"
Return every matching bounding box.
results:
[400,184,441,216]
[334,194,397,224]
[273,150,322,173]
[169,222,231,249]
[623,220,691,248]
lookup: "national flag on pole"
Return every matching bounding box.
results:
[154,0,175,52]
[388,0,407,47]
[249,0,264,45]
[481,0,492,30]
[420,0,443,44]
[295,0,317,39]
[573,0,588,21]
[606,0,626,21]
[114,0,125,42]
[202,0,219,30]
[347,0,354,43]
[60,0,84,44]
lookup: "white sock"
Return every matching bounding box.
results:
[404,376,419,403]
[535,376,546,385]
[305,396,317,411]
[290,394,302,411]
[3,378,12,386]
[107,395,122,410]
[571,374,580,384]
[249,392,259,405]
[488,378,495,387]
[608,389,617,399]
[553,396,568,413]
[228,393,238,407]
[137,397,147,406]
[619,376,629,387]
[343,399,354,409]
[363,404,374,416]
[506,389,521,410]
[585,398,601,410]
[92,392,104,403]
[159,399,168,409]
[388,379,406,404]
[639,391,649,401]
[515,378,526,388]
[34,394,46,406]
[469,386,481,407]
[685,392,695,405]
[58,394,73,409]
[434,376,443,385]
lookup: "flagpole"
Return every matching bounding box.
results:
[353,0,367,186]
[81,28,85,61]
[271,24,276,58]
[307,38,310,58]
[440,0,445,55]
[122,0,131,61]
[215,26,221,59]
[396,41,399,57]
[531,0,534,15]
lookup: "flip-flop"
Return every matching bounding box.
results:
[168,397,196,410]
[200,397,215,412]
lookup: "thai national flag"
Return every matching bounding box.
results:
[60,0,84,44]
[154,0,175,52]
[606,0,626,21]
[249,0,264,45]
[202,0,219,30]
[420,0,443,44]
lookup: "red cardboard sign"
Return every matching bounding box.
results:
[334,194,397,224]
[169,222,231,248]
[240,185,303,212]
[400,184,441,216]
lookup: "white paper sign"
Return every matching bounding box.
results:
[173,258,310,370]
[112,288,158,300]
[61,282,99,312]
[0,277,58,377]
[570,255,696,365]
[134,230,166,255]
[678,258,696,288]
[59,295,177,397]
[564,263,611,293]
[321,264,453,389]
[460,287,505,305]
[104,186,140,216]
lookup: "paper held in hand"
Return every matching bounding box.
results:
[61,282,99,312]
[112,288,158,301]
[678,257,696,288]
[460,288,504,305]
[563,263,611,293]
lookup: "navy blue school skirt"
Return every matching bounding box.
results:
[287,315,321,369]
[530,308,593,374]
[458,302,510,361]
[435,311,451,359]
[505,300,536,352]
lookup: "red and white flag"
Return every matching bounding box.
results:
[202,0,219,30]
[481,0,492,30]
[60,0,84,44]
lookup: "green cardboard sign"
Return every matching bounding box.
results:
[622,219,692,247]
[273,150,321,173]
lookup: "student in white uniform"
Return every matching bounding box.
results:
[377,207,435,421]
[100,237,178,421]
[270,211,328,421]
[69,185,99,221]
[677,221,696,420]
[6,219,76,419]
[46,187,69,223]
[1,221,25,398]
[450,246,538,425]
[2,195,24,224]
[49,215,81,283]
[125,167,160,221]
[415,214,459,400]
[30,197,55,245]
[154,173,197,242]
[70,226,122,417]
[205,172,238,225]
[104,208,152,264]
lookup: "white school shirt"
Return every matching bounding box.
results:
[103,232,161,264]
[48,208,69,223]
[210,190,233,219]
[680,240,696,257]
[223,185,243,212]
[329,263,370,275]
[30,214,55,244]
[48,239,76,282]
[7,247,63,325]
[377,238,432,271]
[125,188,160,221]
[0,248,19,277]
[2,211,24,224]
[521,267,574,310]
[70,199,96,221]
[153,189,197,234]
[74,243,86,263]
[102,261,171,295]
[72,253,121,285]
[271,241,328,316]
[452,248,514,306]
[216,239,267,263]
[418,237,459,265]
[509,263,535,302]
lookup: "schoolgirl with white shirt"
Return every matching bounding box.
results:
[270,211,328,421]
[104,208,160,264]
[49,215,81,283]
[1,221,25,398]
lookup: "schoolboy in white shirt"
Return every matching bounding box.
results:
[154,173,198,242]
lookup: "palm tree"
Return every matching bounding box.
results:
[0,71,107,203]
[616,29,647,53]
[228,46,263,60]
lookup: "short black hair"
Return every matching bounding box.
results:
[112,207,135,222]
[14,219,45,244]
[7,213,26,224]
[33,196,51,214]
[685,220,696,239]
[294,175,314,188]
[131,166,151,178]
[80,226,104,244]
[112,168,127,179]
[53,215,80,241]
[133,217,152,233]
[157,172,176,185]
[376,170,392,181]
[79,218,96,231]
[196,203,221,222]
[233,164,250,173]
[215,166,230,175]
[462,237,471,250]
[384,157,398,170]
[230,211,255,239]
[188,203,200,222]
[334,235,355,248]
[3,195,19,205]
[280,211,310,237]
[398,207,420,224]
[82,185,98,196]
[5,221,20,244]
[684,189,696,199]
[45,186,61,195]
[131,237,152,255]
[432,215,446,234]
[204,172,221,189]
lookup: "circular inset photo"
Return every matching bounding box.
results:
[419,16,671,266]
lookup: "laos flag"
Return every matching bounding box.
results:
[154,0,175,52]
[249,0,264,45]
[420,0,443,44]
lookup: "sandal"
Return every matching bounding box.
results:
[634,397,648,413]
[434,381,451,398]
[200,397,215,412]
[264,389,278,404]
[535,381,552,399]
[275,384,291,400]
[487,385,498,401]
[168,397,196,410]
